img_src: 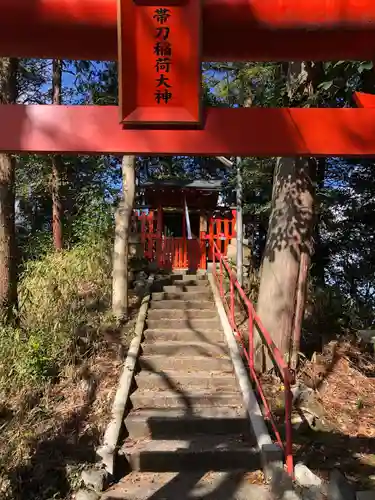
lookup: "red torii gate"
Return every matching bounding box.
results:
[0,0,375,155]
[4,1,375,477]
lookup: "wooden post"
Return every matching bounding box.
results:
[182,206,187,267]
[200,214,208,270]
[157,205,163,267]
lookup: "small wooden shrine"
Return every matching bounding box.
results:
[132,179,236,271]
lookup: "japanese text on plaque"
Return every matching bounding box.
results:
[153,8,172,104]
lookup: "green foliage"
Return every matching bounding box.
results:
[318,80,333,91]
[0,234,112,391]
[358,61,373,73]
[7,61,120,389]
[204,62,284,107]
[313,60,374,103]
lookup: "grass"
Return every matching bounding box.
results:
[0,236,140,500]
[0,239,112,391]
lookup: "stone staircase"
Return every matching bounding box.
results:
[103,273,268,499]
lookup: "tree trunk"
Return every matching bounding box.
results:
[112,156,136,321]
[51,59,63,250]
[290,250,309,371]
[255,157,315,371]
[0,58,18,322]
[254,62,318,372]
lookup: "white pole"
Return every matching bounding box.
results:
[216,156,234,168]
[184,195,192,239]
[236,157,243,286]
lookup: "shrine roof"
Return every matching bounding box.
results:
[142,179,223,191]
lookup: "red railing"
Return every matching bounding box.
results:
[159,237,188,269]
[143,236,207,270]
[212,242,294,476]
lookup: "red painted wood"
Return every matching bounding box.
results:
[133,210,157,260]
[145,186,219,210]
[160,237,194,269]
[200,231,207,270]
[205,211,236,261]
[134,207,204,269]
[119,0,201,126]
[1,0,375,61]
[3,105,375,156]
[156,207,162,266]
[354,91,375,108]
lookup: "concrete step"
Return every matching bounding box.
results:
[171,273,207,281]
[146,318,220,330]
[121,436,260,472]
[135,371,237,391]
[139,355,233,373]
[147,309,217,320]
[125,407,249,439]
[150,300,215,310]
[172,279,209,287]
[130,389,242,410]
[152,277,176,293]
[163,285,209,293]
[152,291,211,301]
[143,329,223,343]
[152,275,208,292]
[102,472,270,500]
[141,341,228,357]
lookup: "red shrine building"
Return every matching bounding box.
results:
[132,179,236,271]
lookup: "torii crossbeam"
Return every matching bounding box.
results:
[1,0,375,156]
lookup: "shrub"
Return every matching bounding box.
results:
[0,237,112,393]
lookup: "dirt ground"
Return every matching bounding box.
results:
[260,340,375,489]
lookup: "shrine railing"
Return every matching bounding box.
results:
[212,242,294,476]
[144,235,206,270]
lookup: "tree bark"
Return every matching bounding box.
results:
[255,157,315,371]
[290,250,309,371]
[51,59,63,250]
[112,156,136,321]
[254,62,318,372]
[0,58,18,322]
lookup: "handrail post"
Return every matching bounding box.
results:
[213,242,216,278]
[284,368,294,477]
[230,274,235,328]
[248,306,254,370]
[219,255,223,298]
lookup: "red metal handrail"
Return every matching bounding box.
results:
[212,241,294,476]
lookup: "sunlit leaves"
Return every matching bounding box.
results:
[318,80,333,90]
[358,61,373,73]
